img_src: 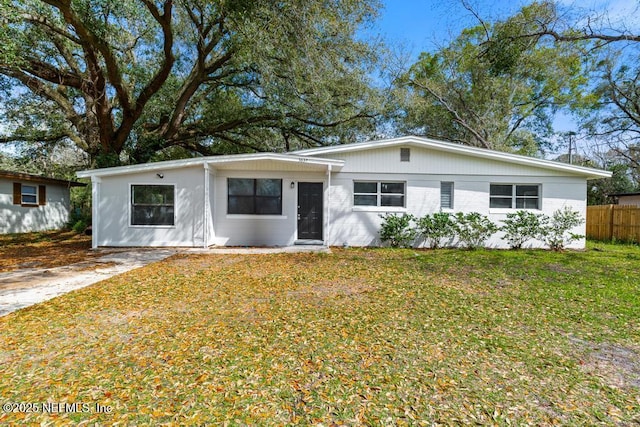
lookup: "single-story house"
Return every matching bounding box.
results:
[76,136,611,249]
[611,192,640,207]
[0,170,86,234]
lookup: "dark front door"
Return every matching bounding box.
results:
[297,182,323,241]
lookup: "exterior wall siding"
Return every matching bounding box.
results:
[327,146,566,176]
[211,170,326,246]
[327,172,586,249]
[95,167,205,246]
[0,179,71,234]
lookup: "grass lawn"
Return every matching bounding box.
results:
[1,242,639,425]
[0,230,92,272]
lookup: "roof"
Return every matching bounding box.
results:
[0,170,86,187]
[76,152,344,178]
[294,136,612,179]
[610,192,640,197]
[76,135,613,180]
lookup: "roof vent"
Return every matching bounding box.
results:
[400,148,410,162]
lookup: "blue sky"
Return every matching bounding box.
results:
[372,0,640,61]
[369,0,640,156]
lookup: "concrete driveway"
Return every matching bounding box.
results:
[0,249,176,316]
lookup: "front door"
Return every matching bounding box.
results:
[297,182,323,241]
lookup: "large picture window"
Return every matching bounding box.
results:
[490,184,540,209]
[131,185,175,226]
[228,178,282,215]
[354,181,405,207]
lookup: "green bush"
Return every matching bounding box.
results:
[452,212,498,249]
[416,212,456,248]
[540,207,584,251]
[72,219,87,233]
[379,213,416,248]
[501,210,547,249]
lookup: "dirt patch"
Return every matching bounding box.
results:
[545,263,575,274]
[569,336,640,389]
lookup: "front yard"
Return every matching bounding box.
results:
[0,230,92,272]
[1,243,639,424]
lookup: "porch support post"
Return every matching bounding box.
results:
[325,164,332,246]
[203,163,210,248]
[91,176,101,249]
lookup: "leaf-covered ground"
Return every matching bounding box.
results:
[1,243,639,425]
[0,230,92,272]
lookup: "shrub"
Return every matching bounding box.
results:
[452,212,498,249]
[540,207,584,251]
[501,210,547,249]
[72,219,87,234]
[379,213,416,248]
[416,212,456,248]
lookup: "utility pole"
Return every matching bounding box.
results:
[566,131,576,164]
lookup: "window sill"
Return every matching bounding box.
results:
[489,208,541,214]
[129,225,176,229]
[226,215,288,220]
[20,203,39,208]
[352,206,406,213]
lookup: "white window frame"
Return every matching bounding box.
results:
[489,184,541,210]
[129,183,177,228]
[21,184,38,205]
[353,181,406,211]
[226,178,283,216]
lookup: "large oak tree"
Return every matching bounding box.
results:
[0,0,383,166]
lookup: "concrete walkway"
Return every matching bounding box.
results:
[0,245,329,317]
[0,249,176,316]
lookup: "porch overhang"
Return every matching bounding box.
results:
[205,153,344,172]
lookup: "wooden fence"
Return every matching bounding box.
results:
[586,205,640,242]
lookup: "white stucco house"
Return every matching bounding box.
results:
[0,170,86,234]
[76,136,611,249]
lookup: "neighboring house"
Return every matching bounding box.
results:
[77,136,611,249]
[611,192,640,207]
[0,170,86,234]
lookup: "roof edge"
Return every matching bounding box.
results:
[294,136,612,179]
[76,153,344,178]
[0,170,86,186]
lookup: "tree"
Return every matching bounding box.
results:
[480,1,640,180]
[0,0,383,167]
[394,12,589,155]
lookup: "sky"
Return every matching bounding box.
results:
[369,0,640,157]
[372,0,640,61]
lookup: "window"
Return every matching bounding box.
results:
[354,181,405,207]
[441,182,454,209]
[400,148,410,162]
[21,185,37,205]
[131,185,175,226]
[13,183,45,207]
[228,178,282,215]
[490,184,540,209]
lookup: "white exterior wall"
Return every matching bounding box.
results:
[322,146,588,249]
[0,179,71,234]
[94,166,205,246]
[211,169,326,246]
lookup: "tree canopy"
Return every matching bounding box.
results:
[0,0,383,166]
[394,3,592,155]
